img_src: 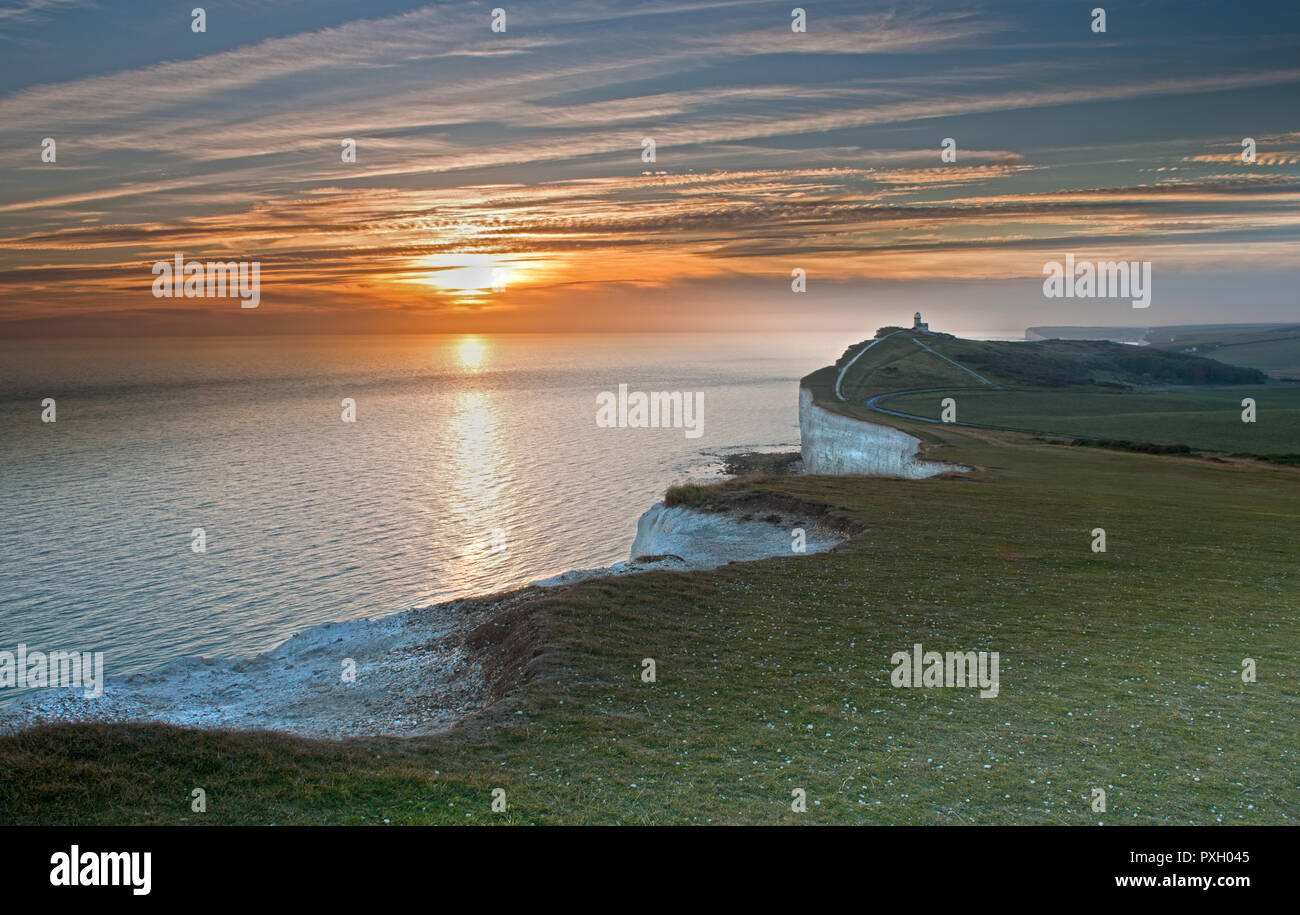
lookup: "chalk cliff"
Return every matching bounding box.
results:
[629,501,842,566]
[799,387,955,478]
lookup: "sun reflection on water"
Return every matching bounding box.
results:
[456,335,488,370]
[438,386,519,592]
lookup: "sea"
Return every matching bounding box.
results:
[0,332,881,697]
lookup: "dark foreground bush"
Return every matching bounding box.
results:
[1071,439,1194,455]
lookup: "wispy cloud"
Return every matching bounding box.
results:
[2,0,1298,333]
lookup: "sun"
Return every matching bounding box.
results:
[421,254,514,299]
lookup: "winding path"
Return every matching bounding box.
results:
[835,331,994,403]
[833,330,907,401]
[864,386,996,424]
[836,332,998,427]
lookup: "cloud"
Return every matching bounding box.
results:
[2,0,1298,332]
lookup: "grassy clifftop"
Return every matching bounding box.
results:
[1027,324,1300,379]
[1146,326,1300,379]
[812,329,1296,455]
[831,331,1265,402]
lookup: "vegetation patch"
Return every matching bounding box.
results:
[1070,439,1195,455]
[664,482,727,507]
[721,451,802,476]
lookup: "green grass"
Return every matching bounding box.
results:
[835,332,1266,404]
[826,329,1297,454]
[1146,327,1300,378]
[1189,336,1300,378]
[1024,324,1300,378]
[2,437,1297,825]
[880,386,1300,454]
[664,482,724,507]
[836,335,983,402]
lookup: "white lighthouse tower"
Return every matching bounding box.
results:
[912,311,930,332]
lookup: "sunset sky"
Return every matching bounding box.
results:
[1,0,1297,337]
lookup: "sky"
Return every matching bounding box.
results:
[0,0,1297,337]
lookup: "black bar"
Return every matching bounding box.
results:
[0,826,1278,900]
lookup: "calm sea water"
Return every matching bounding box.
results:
[0,332,856,693]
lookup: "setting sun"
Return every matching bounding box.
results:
[421,254,514,299]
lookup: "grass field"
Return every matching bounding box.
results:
[881,386,1300,454]
[1176,337,1300,378]
[1024,325,1300,379]
[836,334,984,403]
[1146,327,1300,379]
[830,330,1299,454]
[2,431,1296,825]
[835,331,1266,404]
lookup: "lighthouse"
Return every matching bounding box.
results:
[913,311,930,332]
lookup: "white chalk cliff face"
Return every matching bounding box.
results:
[629,502,840,566]
[799,387,954,478]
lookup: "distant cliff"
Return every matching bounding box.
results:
[1025,325,1149,343]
